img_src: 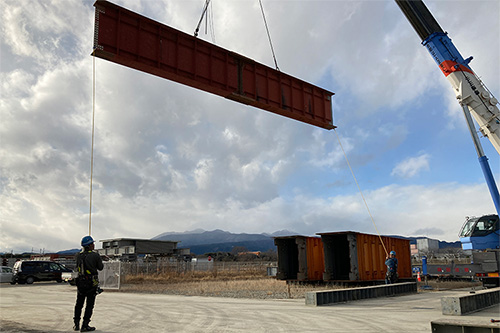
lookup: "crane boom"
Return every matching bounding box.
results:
[396,0,500,155]
[396,0,500,217]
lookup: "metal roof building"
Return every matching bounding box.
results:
[98,238,189,261]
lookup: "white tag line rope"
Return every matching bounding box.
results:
[88,51,97,236]
[334,128,388,256]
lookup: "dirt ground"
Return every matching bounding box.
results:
[119,277,484,299]
[1,282,499,332]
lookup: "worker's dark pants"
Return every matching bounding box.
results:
[74,288,97,324]
[385,271,397,284]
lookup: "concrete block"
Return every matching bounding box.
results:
[305,282,417,306]
[441,287,500,315]
[431,319,500,333]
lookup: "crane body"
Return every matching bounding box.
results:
[396,0,499,239]
[397,0,499,287]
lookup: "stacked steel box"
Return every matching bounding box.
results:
[274,231,412,282]
[274,236,324,281]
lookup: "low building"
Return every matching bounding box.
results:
[416,238,439,253]
[98,238,190,261]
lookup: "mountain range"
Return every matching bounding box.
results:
[153,229,295,245]
[151,229,461,255]
[152,229,296,255]
[45,230,461,255]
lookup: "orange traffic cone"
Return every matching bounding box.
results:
[417,271,421,282]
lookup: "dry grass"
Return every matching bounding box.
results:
[121,270,345,299]
[125,269,266,284]
[120,269,484,299]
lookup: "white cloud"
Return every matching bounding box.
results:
[391,153,431,179]
[2,176,493,252]
[1,0,498,254]
[0,0,92,67]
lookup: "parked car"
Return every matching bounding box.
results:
[0,266,14,283]
[62,271,79,286]
[12,261,72,284]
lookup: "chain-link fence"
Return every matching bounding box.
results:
[120,260,275,275]
[98,260,276,289]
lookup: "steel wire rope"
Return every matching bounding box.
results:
[194,0,211,37]
[258,0,279,71]
[194,0,216,43]
[88,51,97,236]
[334,129,388,256]
[208,0,216,43]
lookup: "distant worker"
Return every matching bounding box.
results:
[385,250,398,284]
[73,236,103,332]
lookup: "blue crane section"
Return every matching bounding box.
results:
[396,0,499,251]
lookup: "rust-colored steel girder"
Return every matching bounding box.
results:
[93,0,335,130]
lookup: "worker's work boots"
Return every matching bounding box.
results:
[73,322,80,331]
[80,322,96,332]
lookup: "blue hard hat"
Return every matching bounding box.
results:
[390,250,396,256]
[81,235,95,247]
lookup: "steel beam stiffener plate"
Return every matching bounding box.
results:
[93,0,335,130]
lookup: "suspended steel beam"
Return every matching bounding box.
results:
[93,0,335,130]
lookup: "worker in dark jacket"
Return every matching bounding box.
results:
[385,250,398,284]
[73,236,103,332]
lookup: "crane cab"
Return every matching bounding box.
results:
[459,214,499,250]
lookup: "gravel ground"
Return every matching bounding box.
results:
[120,284,292,299]
[0,320,43,333]
[2,282,498,332]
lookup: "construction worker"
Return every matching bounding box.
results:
[385,250,398,284]
[73,236,103,332]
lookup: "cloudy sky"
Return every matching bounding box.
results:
[1,0,499,253]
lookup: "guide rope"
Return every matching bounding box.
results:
[88,51,97,236]
[258,0,279,71]
[334,129,388,256]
